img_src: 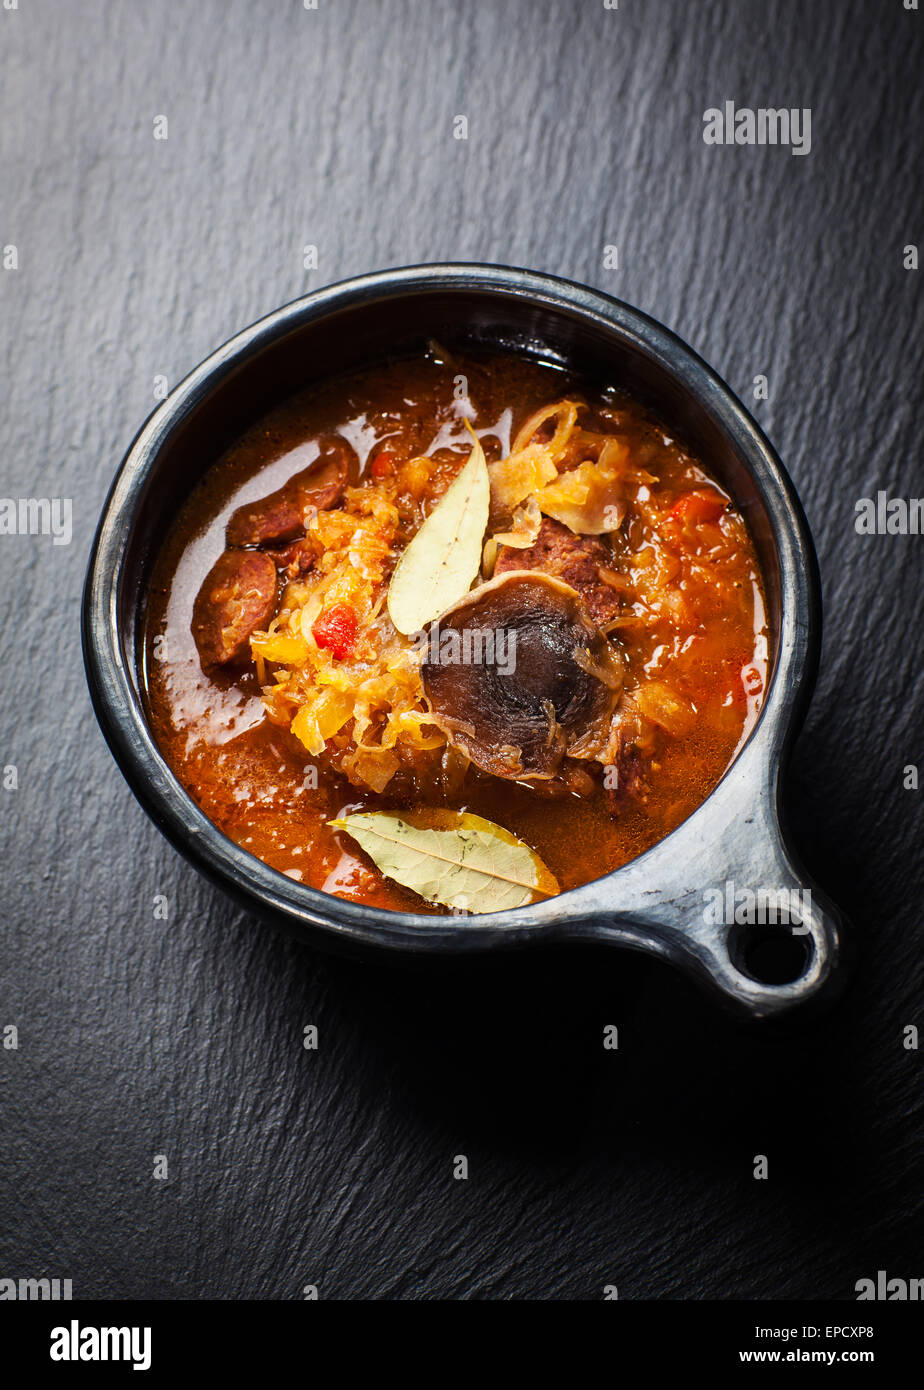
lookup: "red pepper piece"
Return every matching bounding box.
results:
[669,489,727,525]
[312,603,357,659]
[370,448,396,479]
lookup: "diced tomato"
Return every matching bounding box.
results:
[669,489,727,525]
[370,448,396,479]
[312,603,358,659]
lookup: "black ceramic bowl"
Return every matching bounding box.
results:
[83,264,847,1018]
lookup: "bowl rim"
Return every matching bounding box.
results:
[82,261,821,955]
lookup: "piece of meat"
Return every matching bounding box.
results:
[225,440,349,548]
[606,735,647,816]
[264,536,315,579]
[192,549,278,669]
[521,758,600,800]
[494,517,621,626]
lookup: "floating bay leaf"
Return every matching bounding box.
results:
[329,807,559,913]
[386,424,489,635]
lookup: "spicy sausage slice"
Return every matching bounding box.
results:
[225,441,349,548]
[192,549,278,669]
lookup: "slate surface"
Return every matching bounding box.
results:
[0,0,921,1301]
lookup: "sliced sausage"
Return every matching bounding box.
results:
[225,440,349,548]
[192,549,278,669]
[494,516,621,626]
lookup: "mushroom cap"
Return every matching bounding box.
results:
[421,570,623,779]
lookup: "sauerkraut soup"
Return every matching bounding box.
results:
[144,348,768,915]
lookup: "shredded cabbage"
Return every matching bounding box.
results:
[252,484,449,791]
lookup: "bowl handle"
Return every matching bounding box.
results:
[574,754,848,1019]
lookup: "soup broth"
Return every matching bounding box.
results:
[144,349,768,914]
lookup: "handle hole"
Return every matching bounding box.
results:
[729,924,814,986]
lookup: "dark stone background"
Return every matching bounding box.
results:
[1,0,921,1300]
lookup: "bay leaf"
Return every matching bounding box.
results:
[329,807,559,913]
[386,424,489,635]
